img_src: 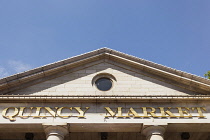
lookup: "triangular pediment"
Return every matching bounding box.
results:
[8,61,200,96]
[0,48,210,97]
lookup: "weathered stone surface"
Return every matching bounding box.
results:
[9,62,198,96]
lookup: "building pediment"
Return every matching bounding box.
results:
[1,48,210,140]
[0,48,209,98]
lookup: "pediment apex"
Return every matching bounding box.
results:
[0,48,210,94]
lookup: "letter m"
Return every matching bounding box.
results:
[104,107,122,118]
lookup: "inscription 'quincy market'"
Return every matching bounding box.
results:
[2,106,206,121]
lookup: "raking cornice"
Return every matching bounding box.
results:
[0,48,209,94]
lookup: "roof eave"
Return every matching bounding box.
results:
[0,48,209,94]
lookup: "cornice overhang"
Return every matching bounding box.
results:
[0,95,209,103]
[0,48,209,94]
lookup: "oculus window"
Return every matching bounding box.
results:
[95,77,112,91]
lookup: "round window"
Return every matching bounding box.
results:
[95,77,112,91]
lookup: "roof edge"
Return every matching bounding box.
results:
[0,47,209,93]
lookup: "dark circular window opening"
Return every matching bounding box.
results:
[95,77,112,91]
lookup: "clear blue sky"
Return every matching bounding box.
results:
[0,1,209,78]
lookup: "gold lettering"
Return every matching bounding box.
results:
[105,107,116,117]
[57,107,72,118]
[104,107,124,118]
[74,107,89,118]
[126,108,141,118]
[164,107,177,118]
[44,107,57,117]
[159,107,167,117]
[194,107,206,118]
[2,107,19,121]
[148,107,158,118]
[142,107,149,117]
[117,107,124,118]
[18,107,32,119]
[32,107,42,118]
[176,107,192,118]
[141,107,158,117]
[0,106,206,120]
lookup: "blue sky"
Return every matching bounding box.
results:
[0,1,209,78]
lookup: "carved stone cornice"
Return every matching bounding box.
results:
[0,95,210,103]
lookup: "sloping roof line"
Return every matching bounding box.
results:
[0,48,209,94]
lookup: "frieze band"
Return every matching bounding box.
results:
[2,106,206,121]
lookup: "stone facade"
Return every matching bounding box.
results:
[11,61,198,96]
[0,48,210,140]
